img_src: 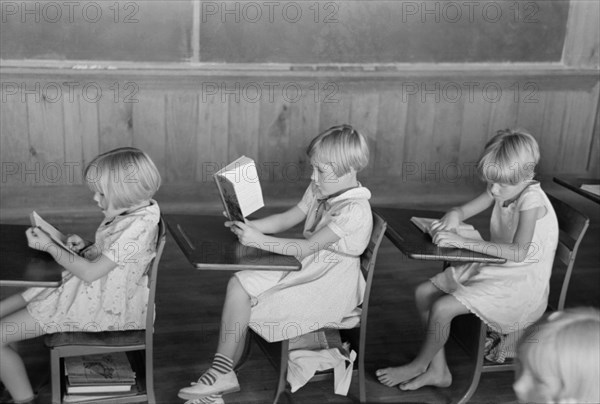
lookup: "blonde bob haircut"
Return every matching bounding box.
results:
[84,147,161,210]
[517,307,600,403]
[478,129,540,185]
[306,124,369,177]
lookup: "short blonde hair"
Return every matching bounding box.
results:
[306,124,369,177]
[478,129,540,185]
[517,307,600,403]
[84,147,161,210]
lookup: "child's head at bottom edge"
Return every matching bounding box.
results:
[84,147,162,213]
[514,307,600,403]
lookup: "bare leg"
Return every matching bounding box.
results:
[377,281,444,387]
[0,294,28,319]
[216,276,251,361]
[0,308,45,402]
[379,294,468,389]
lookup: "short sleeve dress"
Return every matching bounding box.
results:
[431,182,559,333]
[235,183,373,342]
[21,201,160,333]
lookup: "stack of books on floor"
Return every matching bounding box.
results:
[63,352,137,403]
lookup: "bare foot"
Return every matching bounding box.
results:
[399,364,452,391]
[376,363,426,387]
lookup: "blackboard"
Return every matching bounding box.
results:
[0,0,193,62]
[199,0,570,63]
[1,0,570,64]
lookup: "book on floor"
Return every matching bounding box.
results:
[65,352,136,386]
[214,155,264,222]
[29,211,70,250]
[66,382,133,394]
[410,217,483,242]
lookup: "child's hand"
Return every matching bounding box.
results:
[226,221,263,246]
[432,230,465,248]
[66,234,87,253]
[431,209,461,232]
[26,227,55,251]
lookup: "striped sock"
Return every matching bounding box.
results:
[198,353,233,386]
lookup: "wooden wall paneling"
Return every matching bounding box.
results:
[132,91,167,176]
[0,96,30,187]
[515,90,549,174]
[288,94,320,182]
[98,91,134,152]
[562,0,600,68]
[26,95,65,186]
[258,95,291,182]
[403,95,436,180]
[375,91,408,177]
[196,95,229,185]
[62,95,99,185]
[458,97,492,171]
[560,83,600,173]
[228,97,260,163]
[165,92,198,182]
[430,97,465,182]
[487,86,519,138]
[539,90,568,174]
[318,84,351,132]
[349,91,379,179]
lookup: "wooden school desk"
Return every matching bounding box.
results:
[0,224,63,287]
[165,214,302,271]
[373,208,506,265]
[553,176,600,205]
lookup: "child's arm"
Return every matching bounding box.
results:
[227,220,340,261]
[431,191,494,231]
[27,227,116,283]
[242,206,306,234]
[433,206,543,263]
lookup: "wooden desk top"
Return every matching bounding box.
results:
[374,207,506,264]
[0,224,63,287]
[165,214,302,271]
[553,177,600,204]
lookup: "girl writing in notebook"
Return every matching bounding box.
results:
[376,129,559,391]
[0,148,161,404]
[178,124,373,404]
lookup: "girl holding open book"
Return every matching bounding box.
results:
[376,129,559,391]
[178,124,373,404]
[0,148,161,404]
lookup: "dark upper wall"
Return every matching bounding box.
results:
[1,0,569,63]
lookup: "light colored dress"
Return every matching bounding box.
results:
[22,201,160,333]
[431,182,558,333]
[236,183,373,342]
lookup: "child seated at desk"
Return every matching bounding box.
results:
[377,129,559,391]
[513,307,600,403]
[0,148,161,404]
[178,124,373,404]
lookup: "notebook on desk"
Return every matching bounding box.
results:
[410,216,483,241]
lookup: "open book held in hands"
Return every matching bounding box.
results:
[30,211,70,250]
[214,156,264,222]
[411,217,483,242]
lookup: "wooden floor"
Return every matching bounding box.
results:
[1,181,598,404]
